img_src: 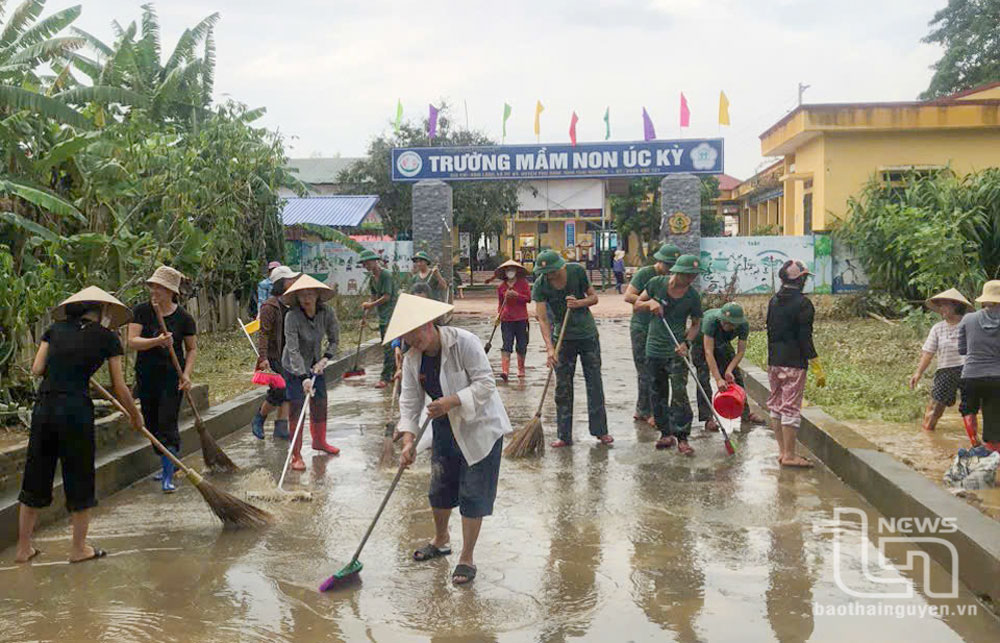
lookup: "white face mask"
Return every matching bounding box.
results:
[506,269,516,280]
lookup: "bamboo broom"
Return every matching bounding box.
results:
[91,380,273,528]
[152,302,238,473]
[378,376,401,468]
[483,298,507,354]
[504,305,572,457]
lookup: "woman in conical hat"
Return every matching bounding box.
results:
[958,281,1000,449]
[281,274,341,470]
[16,287,143,564]
[910,288,971,432]
[389,293,512,586]
[493,260,531,381]
[127,266,198,494]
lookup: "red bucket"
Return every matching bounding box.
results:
[713,384,746,420]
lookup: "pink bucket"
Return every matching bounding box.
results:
[713,384,746,420]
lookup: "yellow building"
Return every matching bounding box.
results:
[742,82,1000,236]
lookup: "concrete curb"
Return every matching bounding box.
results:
[0,339,384,550]
[742,363,1000,605]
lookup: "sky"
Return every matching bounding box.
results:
[73,0,947,180]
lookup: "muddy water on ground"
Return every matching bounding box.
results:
[2,319,998,642]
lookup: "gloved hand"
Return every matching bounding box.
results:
[810,359,827,388]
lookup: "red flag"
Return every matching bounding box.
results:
[680,93,690,128]
[569,111,579,146]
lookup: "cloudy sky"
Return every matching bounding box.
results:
[75,0,946,179]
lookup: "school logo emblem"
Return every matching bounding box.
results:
[396,151,423,178]
[690,142,719,170]
[668,211,692,235]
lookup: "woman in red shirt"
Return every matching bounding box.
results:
[495,260,532,381]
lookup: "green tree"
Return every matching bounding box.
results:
[920,0,1000,99]
[699,175,724,237]
[610,176,660,263]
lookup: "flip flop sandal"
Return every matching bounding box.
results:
[780,456,814,469]
[71,547,108,563]
[452,563,477,585]
[17,548,42,563]
[413,543,451,562]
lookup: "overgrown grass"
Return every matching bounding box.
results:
[745,319,927,423]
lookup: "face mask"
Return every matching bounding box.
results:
[506,270,516,280]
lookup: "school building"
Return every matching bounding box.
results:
[731,82,1000,236]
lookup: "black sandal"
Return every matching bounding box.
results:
[452,563,477,585]
[413,543,451,561]
[70,547,108,563]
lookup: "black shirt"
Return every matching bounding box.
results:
[420,352,452,432]
[766,287,818,369]
[132,302,197,393]
[39,320,123,396]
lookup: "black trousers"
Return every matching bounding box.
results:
[19,392,97,512]
[500,319,529,355]
[140,386,183,454]
[963,377,1000,443]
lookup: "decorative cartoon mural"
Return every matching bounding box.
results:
[698,235,835,295]
[285,240,414,293]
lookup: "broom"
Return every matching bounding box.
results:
[152,303,238,473]
[503,306,572,458]
[483,299,507,354]
[655,302,736,456]
[378,377,401,468]
[343,307,369,379]
[92,380,274,528]
[320,415,433,591]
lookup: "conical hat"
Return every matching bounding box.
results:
[382,293,454,345]
[927,288,971,308]
[280,273,334,305]
[52,286,132,327]
[494,259,528,280]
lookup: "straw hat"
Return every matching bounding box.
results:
[382,293,454,345]
[614,249,626,261]
[976,280,1000,304]
[146,265,185,295]
[494,259,528,280]
[280,273,334,305]
[52,286,132,327]
[927,288,971,309]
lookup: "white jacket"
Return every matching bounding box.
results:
[399,325,512,465]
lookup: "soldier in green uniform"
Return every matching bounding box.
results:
[624,244,681,426]
[532,249,614,448]
[360,249,399,388]
[411,251,449,302]
[693,302,766,430]
[637,254,703,455]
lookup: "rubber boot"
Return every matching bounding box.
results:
[963,414,981,447]
[251,411,265,439]
[310,419,340,455]
[500,354,510,381]
[161,448,178,494]
[517,354,526,378]
[273,419,290,440]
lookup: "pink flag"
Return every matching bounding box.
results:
[569,111,579,146]
[680,93,690,128]
[428,104,439,142]
[642,107,656,141]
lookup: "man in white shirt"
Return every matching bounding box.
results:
[387,294,513,586]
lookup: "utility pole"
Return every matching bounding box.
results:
[798,82,810,106]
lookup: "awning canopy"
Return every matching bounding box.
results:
[281,195,379,228]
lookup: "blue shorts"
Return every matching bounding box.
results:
[428,427,502,518]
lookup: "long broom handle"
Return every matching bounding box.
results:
[485,298,507,344]
[351,307,369,368]
[152,302,204,426]
[351,415,433,563]
[91,379,204,485]
[533,305,573,417]
[277,375,315,490]
[237,317,260,357]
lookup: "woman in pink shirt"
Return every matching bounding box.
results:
[495,260,531,381]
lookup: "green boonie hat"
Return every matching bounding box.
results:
[412,251,432,263]
[533,249,566,275]
[670,254,702,274]
[358,249,379,263]
[653,244,682,264]
[719,302,746,326]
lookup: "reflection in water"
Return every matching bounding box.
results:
[766,469,816,643]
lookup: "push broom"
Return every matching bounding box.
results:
[320,415,433,591]
[343,307,369,379]
[483,299,507,354]
[656,302,736,456]
[503,306,571,458]
[153,303,238,473]
[92,380,273,528]
[378,377,401,468]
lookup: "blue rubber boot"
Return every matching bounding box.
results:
[251,412,265,440]
[273,419,290,440]
[161,449,177,494]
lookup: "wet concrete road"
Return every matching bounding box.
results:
[2,318,998,642]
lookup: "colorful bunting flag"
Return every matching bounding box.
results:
[719,91,730,126]
[642,107,656,141]
[534,100,544,140]
[569,111,579,146]
[603,107,610,140]
[680,93,690,128]
[394,99,402,133]
[502,102,512,142]
[428,104,439,142]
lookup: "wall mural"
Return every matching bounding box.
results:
[285,240,414,294]
[698,235,835,295]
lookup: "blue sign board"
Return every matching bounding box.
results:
[391,139,723,182]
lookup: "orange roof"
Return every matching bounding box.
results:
[716,174,742,191]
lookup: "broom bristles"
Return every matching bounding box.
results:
[197,424,238,472]
[194,478,274,529]
[504,415,545,457]
[377,429,396,468]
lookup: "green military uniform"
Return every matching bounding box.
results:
[693,303,750,422]
[628,244,680,419]
[361,250,399,383]
[412,251,449,302]
[643,255,703,440]
[532,251,607,443]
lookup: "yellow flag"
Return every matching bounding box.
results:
[243,318,260,334]
[534,100,544,137]
[719,91,730,126]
